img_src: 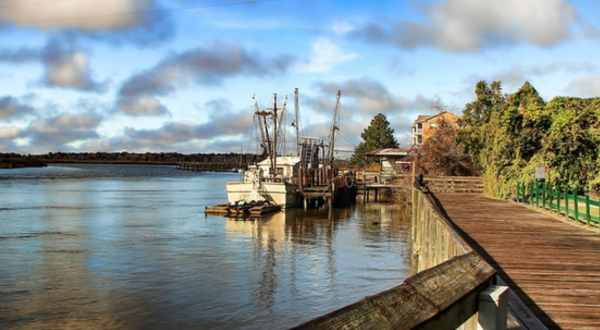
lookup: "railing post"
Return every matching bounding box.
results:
[564,187,569,220]
[542,181,546,209]
[586,190,591,226]
[530,181,534,206]
[516,182,521,202]
[574,189,579,224]
[477,285,509,330]
[557,184,561,213]
[535,181,540,208]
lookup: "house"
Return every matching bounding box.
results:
[411,111,460,147]
[364,148,412,174]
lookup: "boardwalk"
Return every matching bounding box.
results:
[434,193,600,330]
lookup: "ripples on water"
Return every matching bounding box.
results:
[0,164,411,330]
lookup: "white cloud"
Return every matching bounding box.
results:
[0,96,35,120]
[0,0,147,30]
[295,38,356,73]
[46,51,89,88]
[332,21,354,35]
[0,125,21,139]
[352,0,580,51]
[431,0,575,50]
[118,97,170,117]
[565,75,600,97]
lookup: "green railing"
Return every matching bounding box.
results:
[517,181,600,228]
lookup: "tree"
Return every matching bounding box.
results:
[418,117,474,176]
[350,113,399,166]
[456,80,600,197]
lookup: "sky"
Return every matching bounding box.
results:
[1,0,599,156]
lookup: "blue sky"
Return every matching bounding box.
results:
[1,0,599,156]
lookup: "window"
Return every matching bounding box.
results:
[430,122,439,130]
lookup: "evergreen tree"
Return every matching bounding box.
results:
[350,113,398,166]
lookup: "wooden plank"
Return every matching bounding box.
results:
[434,193,600,330]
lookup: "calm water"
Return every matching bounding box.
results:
[0,164,411,330]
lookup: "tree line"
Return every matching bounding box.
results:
[0,152,265,167]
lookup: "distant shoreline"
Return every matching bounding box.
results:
[46,160,179,165]
[0,159,183,169]
[1,152,265,169]
[0,158,48,169]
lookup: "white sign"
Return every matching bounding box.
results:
[535,167,545,180]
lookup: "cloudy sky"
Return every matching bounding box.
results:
[1,0,599,155]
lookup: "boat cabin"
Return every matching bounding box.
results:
[244,156,301,183]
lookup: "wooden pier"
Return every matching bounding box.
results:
[434,193,600,330]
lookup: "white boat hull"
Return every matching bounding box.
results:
[226,181,300,208]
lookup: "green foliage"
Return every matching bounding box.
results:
[457,80,600,198]
[350,113,399,166]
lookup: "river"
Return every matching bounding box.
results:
[0,164,411,330]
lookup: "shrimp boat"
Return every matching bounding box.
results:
[219,89,356,212]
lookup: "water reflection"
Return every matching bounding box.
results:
[0,165,411,330]
[219,203,411,326]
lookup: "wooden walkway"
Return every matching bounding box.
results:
[434,193,600,330]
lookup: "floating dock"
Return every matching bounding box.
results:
[205,200,281,216]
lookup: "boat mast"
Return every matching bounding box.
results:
[272,93,278,177]
[329,90,341,167]
[254,96,272,160]
[294,88,300,157]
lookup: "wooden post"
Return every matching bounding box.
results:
[477,285,509,330]
[298,168,304,194]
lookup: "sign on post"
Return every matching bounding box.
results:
[535,167,545,180]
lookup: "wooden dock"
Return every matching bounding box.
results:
[433,193,600,330]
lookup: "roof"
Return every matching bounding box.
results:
[413,111,460,124]
[365,148,411,157]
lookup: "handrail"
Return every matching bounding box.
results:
[517,181,600,228]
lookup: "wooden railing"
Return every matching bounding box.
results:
[426,176,484,194]
[517,181,600,228]
[358,173,483,194]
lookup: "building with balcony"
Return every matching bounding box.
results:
[411,111,460,147]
